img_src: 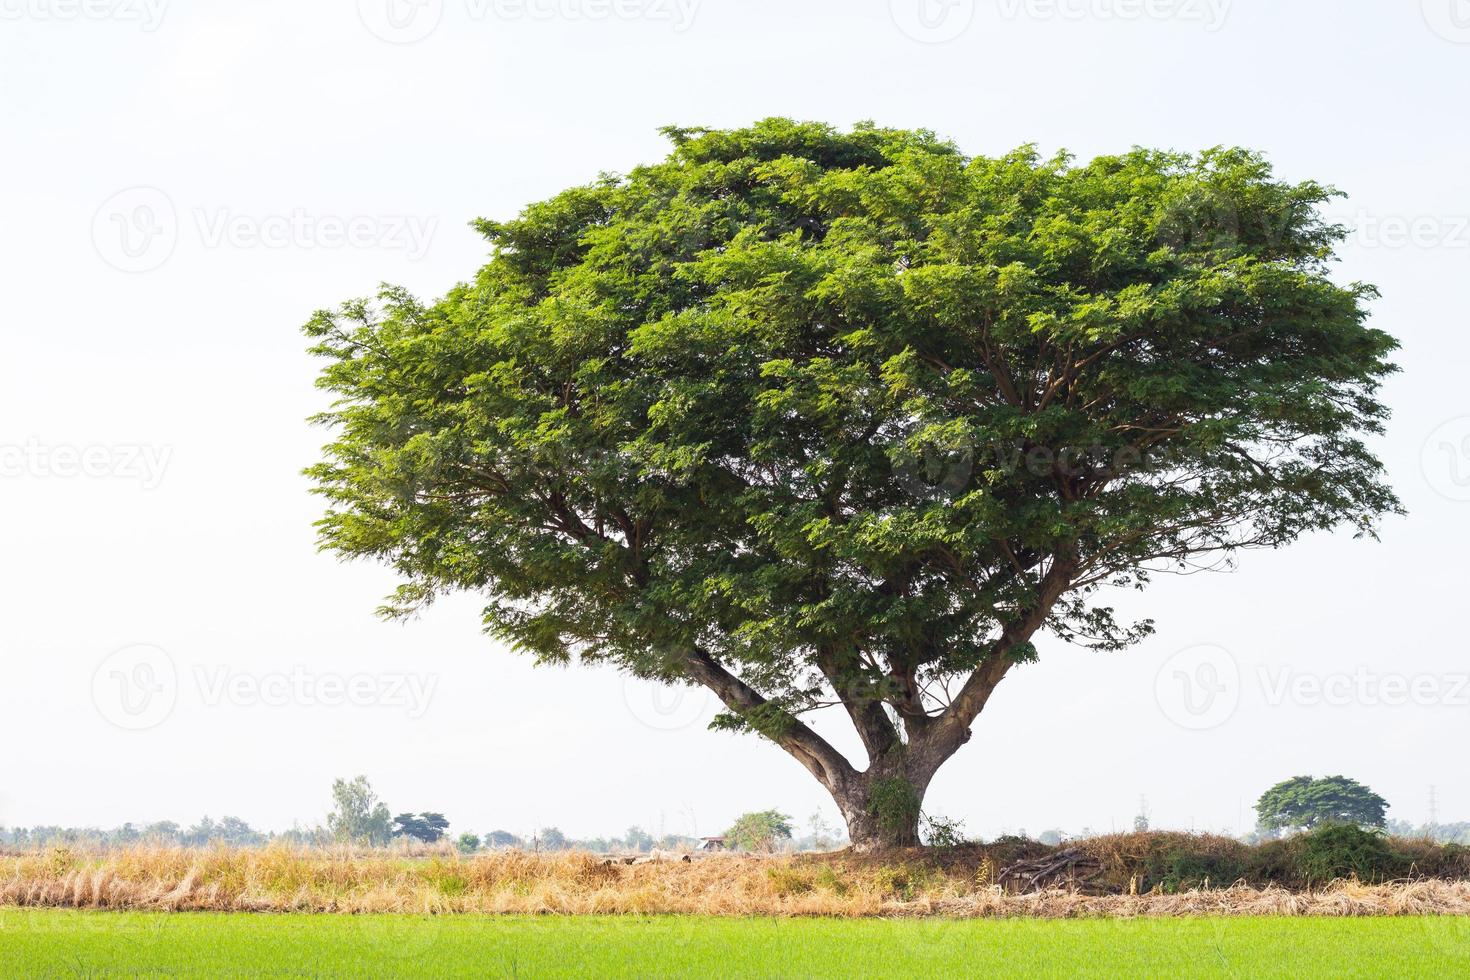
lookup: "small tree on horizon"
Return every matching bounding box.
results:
[306,119,1400,850]
[1255,776,1389,834]
[326,776,392,846]
[536,827,568,851]
[725,810,795,853]
[392,812,450,844]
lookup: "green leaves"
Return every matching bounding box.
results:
[305,119,1399,750]
[1256,776,1390,832]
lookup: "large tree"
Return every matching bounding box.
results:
[305,120,1399,850]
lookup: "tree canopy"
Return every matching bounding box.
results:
[306,119,1399,848]
[392,812,450,844]
[1256,775,1389,832]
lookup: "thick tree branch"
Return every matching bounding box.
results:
[909,556,1077,784]
[682,646,858,793]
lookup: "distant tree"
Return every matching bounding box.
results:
[1386,819,1470,844]
[622,826,654,852]
[725,811,794,853]
[392,812,450,844]
[277,825,330,847]
[326,776,393,846]
[217,816,266,847]
[456,832,481,854]
[537,827,568,851]
[142,821,181,843]
[177,815,263,848]
[484,830,521,849]
[1037,829,1067,846]
[181,816,220,847]
[806,812,837,851]
[1256,776,1388,833]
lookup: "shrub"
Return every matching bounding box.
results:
[812,866,850,895]
[1409,841,1470,879]
[921,815,968,851]
[1297,824,1403,884]
[1152,850,1245,892]
[1081,832,1247,894]
[765,866,815,897]
[1243,835,1304,886]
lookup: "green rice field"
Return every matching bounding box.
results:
[1,909,1466,977]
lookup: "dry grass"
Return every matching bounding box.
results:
[5,844,1470,918]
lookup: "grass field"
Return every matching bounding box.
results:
[1,909,1466,977]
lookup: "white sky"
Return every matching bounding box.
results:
[2,0,1467,842]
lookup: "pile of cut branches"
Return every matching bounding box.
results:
[999,848,1105,894]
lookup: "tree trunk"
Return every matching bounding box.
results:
[831,765,928,852]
